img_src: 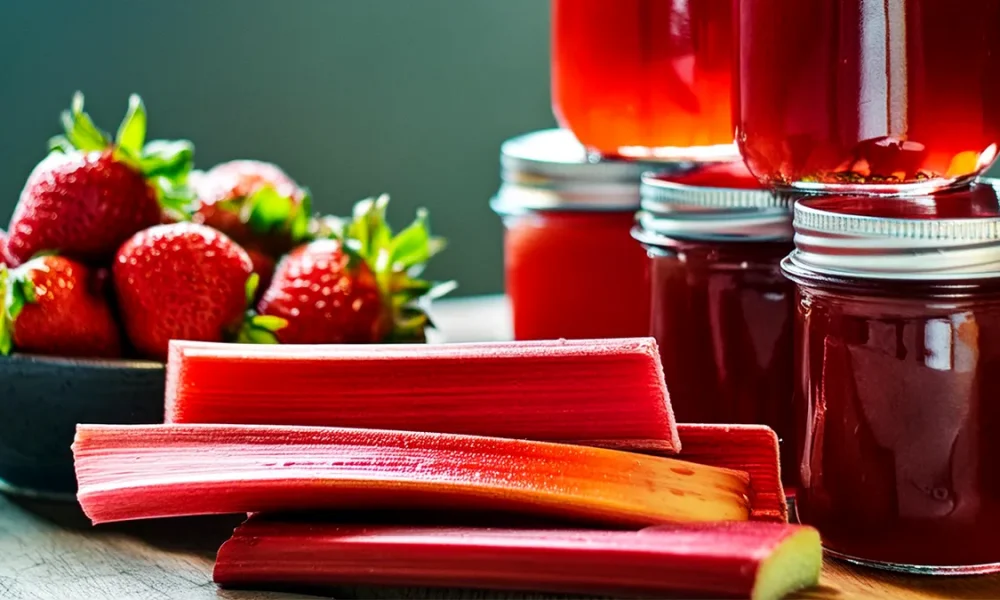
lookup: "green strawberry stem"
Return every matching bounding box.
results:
[49,92,197,219]
[242,185,312,243]
[338,194,454,343]
[0,264,39,356]
[234,273,287,345]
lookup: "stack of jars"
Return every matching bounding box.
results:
[493,0,1000,575]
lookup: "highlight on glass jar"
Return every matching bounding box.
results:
[492,129,666,341]
[551,0,738,162]
[631,161,798,487]
[736,0,1000,195]
[782,181,1000,574]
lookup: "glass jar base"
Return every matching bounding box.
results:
[589,143,740,164]
[778,173,979,197]
[826,548,1000,576]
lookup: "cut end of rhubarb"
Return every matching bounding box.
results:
[754,527,822,600]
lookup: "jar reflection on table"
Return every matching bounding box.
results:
[635,162,797,487]
[736,0,1000,194]
[552,0,737,161]
[784,187,1000,573]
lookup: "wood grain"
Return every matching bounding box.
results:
[1,495,998,600]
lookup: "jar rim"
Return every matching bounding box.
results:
[496,129,691,213]
[789,178,1000,281]
[637,161,793,242]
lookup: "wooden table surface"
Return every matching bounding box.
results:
[1,295,998,600]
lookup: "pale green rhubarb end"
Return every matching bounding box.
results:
[50,92,197,220]
[71,423,749,526]
[323,194,454,342]
[213,517,822,600]
[0,264,39,356]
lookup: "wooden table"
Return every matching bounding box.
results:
[1,296,998,600]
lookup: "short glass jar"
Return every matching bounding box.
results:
[736,0,1000,195]
[493,129,665,341]
[551,0,737,161]
[632,162,797,487]
[783,182,1000,573]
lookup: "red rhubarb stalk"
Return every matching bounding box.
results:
[164,338,679,451]
[73,424,749,526]
[676,424,787,522]
[214,516,821,600]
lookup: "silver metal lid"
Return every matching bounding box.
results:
[635,162,793,243]
[786,179,1000,280]
[492,129,690,213]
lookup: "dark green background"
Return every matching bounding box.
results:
[0,0,554,296]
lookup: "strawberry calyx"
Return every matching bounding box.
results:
[233,273,287,345]
[321,194,454,343]
[49,92,197,221]
[241,184,313,245]
[0,263,40,356]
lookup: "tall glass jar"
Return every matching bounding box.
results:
[783,182,1000,573]
[493,130,669,341]
[632,162,797,487]
[552,0,737,161]
[736,0,1000,195]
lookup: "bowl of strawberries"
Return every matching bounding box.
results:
[0,93,452,497]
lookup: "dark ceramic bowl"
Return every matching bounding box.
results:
[0,354,165,499]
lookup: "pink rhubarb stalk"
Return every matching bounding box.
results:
[214,516,822,600]
[164,338,679,451]
[73,424,749,526]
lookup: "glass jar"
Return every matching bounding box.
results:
[632,162,797,487]
[782,182,1000,573]
[493,129,670,341]
[552,0,737,162]
[736,0,1000,195]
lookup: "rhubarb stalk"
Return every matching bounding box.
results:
[214,516,822,600]
[163,338,680,451]
[675,424,787,522]
[73,424,749,526]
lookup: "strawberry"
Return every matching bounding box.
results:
[0,256,121,358]
[192,160,310,258]
[6,93,196,266]
[0,230,9,267]
[112,223,274,361]
[257,195,454,344]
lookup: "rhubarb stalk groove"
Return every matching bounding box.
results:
[73,424,749,526]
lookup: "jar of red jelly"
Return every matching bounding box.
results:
[552,0,737,162]
[632,162,797,486]
[493,129,668,341]
[737,0,1000,194]
[783,182,1000,573]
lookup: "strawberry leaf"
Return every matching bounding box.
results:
[244,185,295,235]
[115,94,147,159]
[244,273,261,308]
[60,92,110,152]
[389,208,432,271]
[347,194,392,264]
[0,266,12,356]
[140,140,195,180]
[289,190,313,243]
[151,176,197,220]
[250,315,288,332]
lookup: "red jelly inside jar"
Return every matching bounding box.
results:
[552,0,737,161]
[783,182,1000,572]
[737,0,1000,194]
[634,161,798,487]
[494,130,654,341]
